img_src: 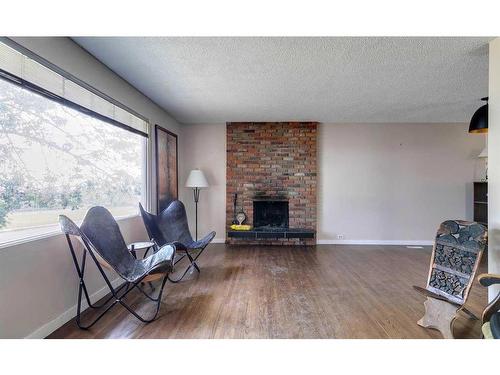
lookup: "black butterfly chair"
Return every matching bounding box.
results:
[59,206,175,329]
[139,201,215,283]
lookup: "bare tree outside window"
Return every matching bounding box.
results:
[0,78,146,243]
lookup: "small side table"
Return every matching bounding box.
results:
[127,241,155,259]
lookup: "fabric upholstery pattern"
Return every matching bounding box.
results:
[426,220,487,304]
[429,268,468,298]
[433,242,478,274]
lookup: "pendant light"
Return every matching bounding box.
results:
[469,97,488,134]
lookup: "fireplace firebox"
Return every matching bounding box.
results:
[253,200,289,229]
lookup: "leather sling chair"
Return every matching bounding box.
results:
[139,200,215,283]
[59,206,175,329]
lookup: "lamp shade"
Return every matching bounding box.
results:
[469,98,488,134]
[185,169,209,188]
[478,147,488,158]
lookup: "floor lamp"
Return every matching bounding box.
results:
[185,169,209,241]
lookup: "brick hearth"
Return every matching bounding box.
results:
[226,122,317,245]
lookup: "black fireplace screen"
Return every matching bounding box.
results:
[253,200,289,229]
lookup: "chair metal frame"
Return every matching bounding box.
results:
[60,214,173,330]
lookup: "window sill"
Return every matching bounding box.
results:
[0,214,141,250]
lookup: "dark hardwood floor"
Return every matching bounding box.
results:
[48,244,487,339]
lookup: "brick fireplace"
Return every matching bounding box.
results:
[226,122,317,245]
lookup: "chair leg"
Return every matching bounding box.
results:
[168,263,195,283]
[85,281,129,309]
[68,237,127,315]
[186,251,201,273]
[120,275,169,322]
[75,281,136,329]
[76,300,120,330]
[417,297,459,339]
[167,242,211,283]
[193,261,200,273]
[76,274,169,329]
[134,279,166,302]
[168,248,201,283]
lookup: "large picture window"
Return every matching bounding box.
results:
[0,77,147,245]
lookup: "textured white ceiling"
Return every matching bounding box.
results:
[73,37,491,124]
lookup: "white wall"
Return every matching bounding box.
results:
[0,37,182,338]
[179,122,484,245]
[179,124,226,242]
[0,217,147,338]
[488,38,500,299]
[318,123,484,243]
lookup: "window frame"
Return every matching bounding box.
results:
[0,69,148,138]
[0,214,141,250]
[0,47,152,248]
[0,37,149,130]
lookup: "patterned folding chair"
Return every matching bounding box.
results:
[139,201,216,283]
[59,206,176,329]
[413,220,487,338]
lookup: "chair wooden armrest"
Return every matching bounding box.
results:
[478,273,500,287]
